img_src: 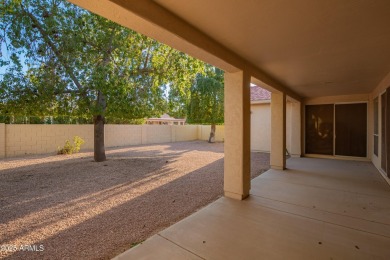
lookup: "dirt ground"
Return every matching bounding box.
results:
[0,141,270,260]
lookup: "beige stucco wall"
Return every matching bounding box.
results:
[251,101,294,154]
[0,123,5,158]
[5,124,94,158]
[1,102,297,158]
[174,125,198,142]
[286,102,292,154]
[251,103,271,152]
[141,125,172,144]
[0,124,204,158]
[105,125,142,147]
[197,125,225,142]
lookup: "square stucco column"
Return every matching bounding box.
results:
[271,92,286,169]
[224,71,251,200]
[289,101,302,157]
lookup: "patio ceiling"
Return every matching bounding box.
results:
[69,0,390,98]
[154,0,390,98]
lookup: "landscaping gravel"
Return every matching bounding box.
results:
[0,141,269,259]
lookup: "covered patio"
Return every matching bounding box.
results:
[67,0,390,258]
[116,157,390,259]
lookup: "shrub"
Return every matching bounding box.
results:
[57,136,85,155]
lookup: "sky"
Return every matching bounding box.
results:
[0,43,7,77]
[0,40,28,80]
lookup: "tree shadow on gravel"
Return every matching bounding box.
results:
[1,141,269,260]
[103,140,224,159]
[3,158,224,260]
[0,148,187,226]
[167,140,224,153]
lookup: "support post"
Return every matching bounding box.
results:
[289,101,302,157]
[270,92,286,169]
[224,71,251,200]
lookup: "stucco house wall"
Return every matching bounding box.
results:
[369,71,390,180]
[250,102,271,152]
[250,101,293,153]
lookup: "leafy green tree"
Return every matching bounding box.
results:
[187,65,224,143]
[0,0,204,161]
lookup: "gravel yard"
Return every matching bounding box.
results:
[0,141,269,259]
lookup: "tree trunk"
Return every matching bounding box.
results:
[94,91,107,162]
[208,124,216,143]
[94,114,106,162]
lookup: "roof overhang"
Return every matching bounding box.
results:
[68,0,390,99]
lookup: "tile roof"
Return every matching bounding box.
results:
[250,86,271,101]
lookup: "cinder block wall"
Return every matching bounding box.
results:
[0,123,5,158]
[141,125,172,144]
[5,124,93,158]
[1,124,209,158]
[105,125,142,146]
[197,125,225,142]
[174,125,198,142]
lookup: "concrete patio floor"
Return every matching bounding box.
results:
[114,157,390,260]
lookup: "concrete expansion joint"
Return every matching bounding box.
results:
[157,234,206,260]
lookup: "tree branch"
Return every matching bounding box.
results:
[20,5,85,94]
[10,87,81,97]
[142,45,152,69]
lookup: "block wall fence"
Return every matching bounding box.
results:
[0,124,224,158]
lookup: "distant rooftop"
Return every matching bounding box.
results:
[160,113,172,119]
[250,86,271,101]
[146,114,186,125]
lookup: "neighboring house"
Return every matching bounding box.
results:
[143,87,290,153]
[250,86,295,154]
[250,85,271,152]
[145,113,186,125]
